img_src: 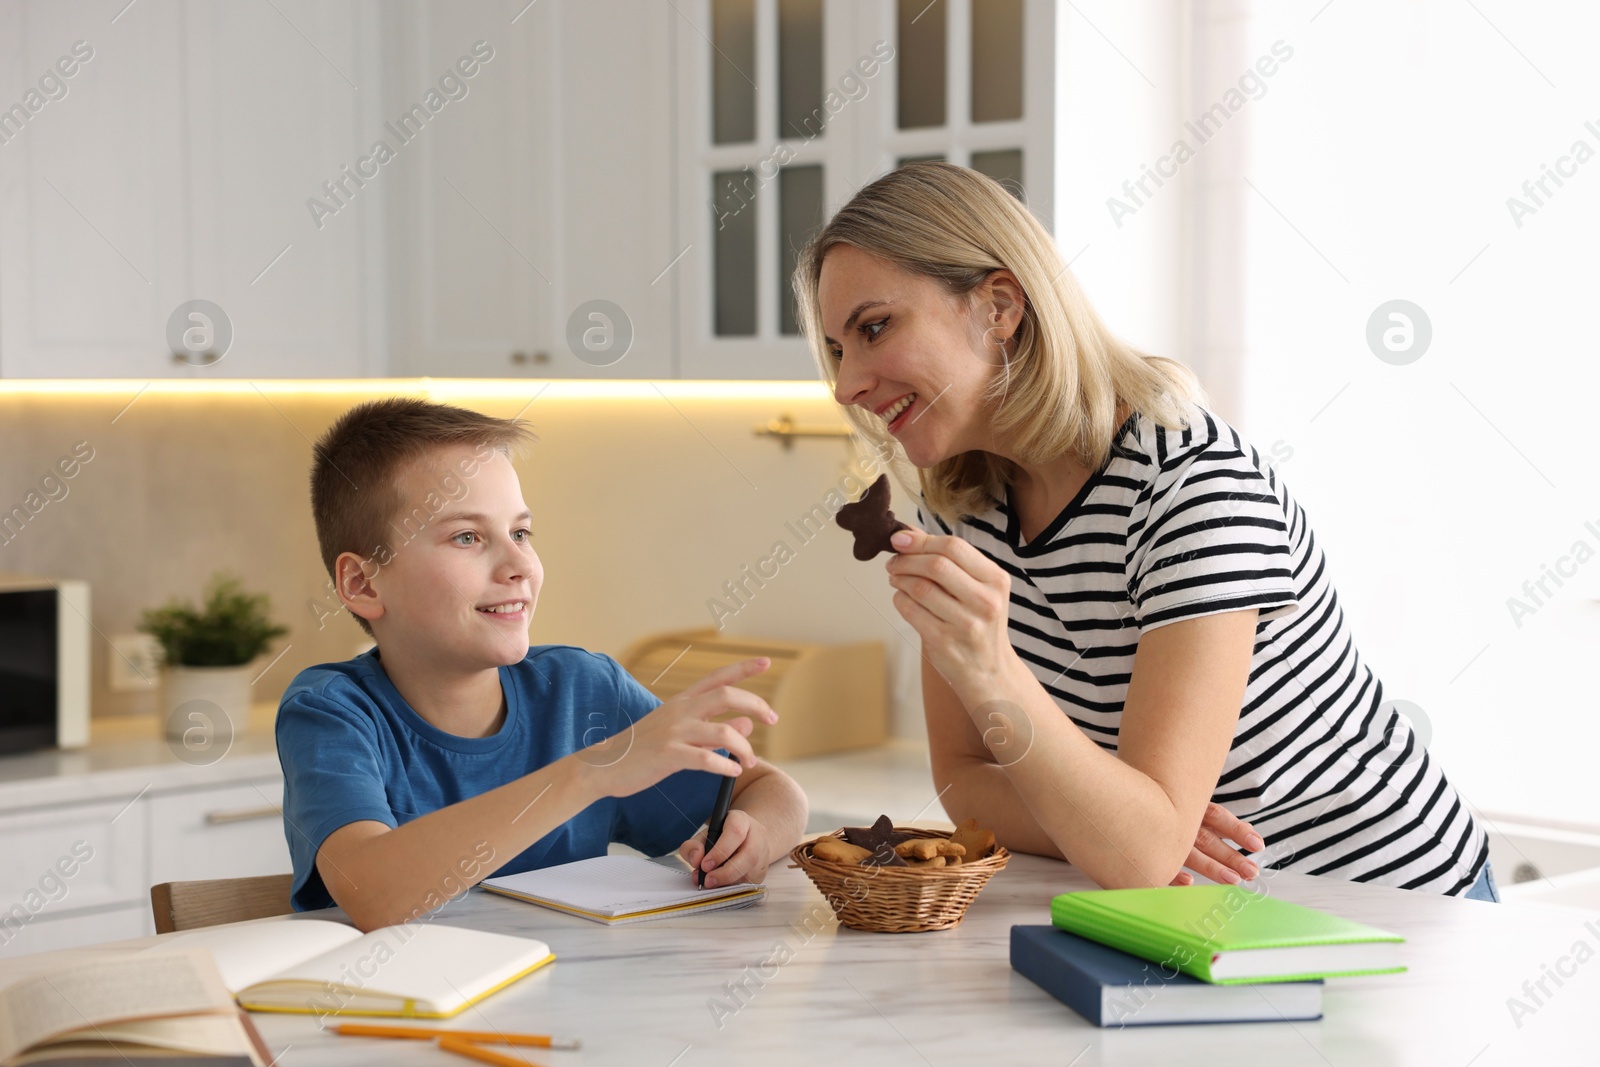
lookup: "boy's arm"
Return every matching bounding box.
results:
[679,758,808,889]
[317,658,777,931]
[317,753,602,931]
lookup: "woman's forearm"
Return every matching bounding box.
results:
[948,660,1197,887]
[936,753,1064,859]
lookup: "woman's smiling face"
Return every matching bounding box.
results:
[818,243,1017,468]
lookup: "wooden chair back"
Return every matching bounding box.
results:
[150,873,296,934]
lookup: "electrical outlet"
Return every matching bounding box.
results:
[109,633,162,691]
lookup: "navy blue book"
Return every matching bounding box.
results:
[1010,925,1323,1027]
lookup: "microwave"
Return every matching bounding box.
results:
[0,575,89,754]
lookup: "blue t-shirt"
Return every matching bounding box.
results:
[275,645,721,912]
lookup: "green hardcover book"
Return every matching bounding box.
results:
[1050,885,1406,985]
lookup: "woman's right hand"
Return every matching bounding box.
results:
[1169,802,1265,885]
[584,657,777,798]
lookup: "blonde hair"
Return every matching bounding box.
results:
[792,161,1205,523]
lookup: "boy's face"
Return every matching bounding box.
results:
[369,445,542,671]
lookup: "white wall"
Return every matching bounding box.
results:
[1062,0,1600,825]
[1053,1,1191,370]
[1235,0,1600,825]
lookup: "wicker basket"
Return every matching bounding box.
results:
[788,826,1010,933]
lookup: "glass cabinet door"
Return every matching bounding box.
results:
[680,0,1054,379]
[887,0,1033,201]
[684,0,844,378]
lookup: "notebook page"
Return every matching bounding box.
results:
[143,918,363,992]
[259,923,551,1012]
[481,855,756,917]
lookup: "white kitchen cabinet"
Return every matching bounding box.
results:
[547,0,677,379]
[0,2,188,377]
[0,796,150,923]
[0,773,291,959]
[0,904,151,958]
[383,0,675,379]
[381,1,554,378]
[173,1,380,378]
[0,0,377,378]
[147,779,290,884]
[2,0,1056,381]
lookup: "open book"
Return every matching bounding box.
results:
[145,918,553,1018]
[0,948,270,1066]
[480,854,765,925]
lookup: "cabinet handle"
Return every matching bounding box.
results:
[510,351,551,365]
[753,413,853,450]
[204,805,282,825]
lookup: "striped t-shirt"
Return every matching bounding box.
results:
[915,402,1487,895]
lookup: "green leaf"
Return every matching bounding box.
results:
[137,572,289,667]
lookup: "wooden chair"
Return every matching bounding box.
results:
[150,874,296,934]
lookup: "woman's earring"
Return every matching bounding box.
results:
[980,322,1010,367]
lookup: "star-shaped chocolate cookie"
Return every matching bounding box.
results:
[835,473,911,561]
[841,814,913,866]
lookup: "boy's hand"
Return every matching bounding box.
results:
[587,657,777,799]
[678,809,771,889]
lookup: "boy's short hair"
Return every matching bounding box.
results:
[311,398,534,635]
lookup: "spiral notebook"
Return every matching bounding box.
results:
[480,855,766,925]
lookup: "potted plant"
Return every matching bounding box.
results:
[139,573,289,741]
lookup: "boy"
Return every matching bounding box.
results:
[277,398,808,930]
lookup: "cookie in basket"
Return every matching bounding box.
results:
[895,838,965,863]
[790,814,1011,933]
[949,817,997,861]
[804,815,996,869]
[812,838,873,865]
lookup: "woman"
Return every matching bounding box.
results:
[793,162,1495,899]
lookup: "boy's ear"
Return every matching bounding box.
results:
[334,550,385,625]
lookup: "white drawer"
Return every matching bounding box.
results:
[0,795,149,931]
[148,778,291,884]
[0,903,151,959]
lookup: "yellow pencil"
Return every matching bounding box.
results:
[437,1035,550,1067]
[332,1023,578,1049]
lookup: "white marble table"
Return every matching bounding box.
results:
[79,851,1600,1066]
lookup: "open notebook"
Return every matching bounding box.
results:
[480,855,765,925]
[0,948,270,1066]
[144,919,553,1017]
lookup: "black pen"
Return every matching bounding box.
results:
[698,758,738,888]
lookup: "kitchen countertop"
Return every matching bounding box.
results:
[0,702,282,812]
[774,738,943,833]
[0,707,932,824]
